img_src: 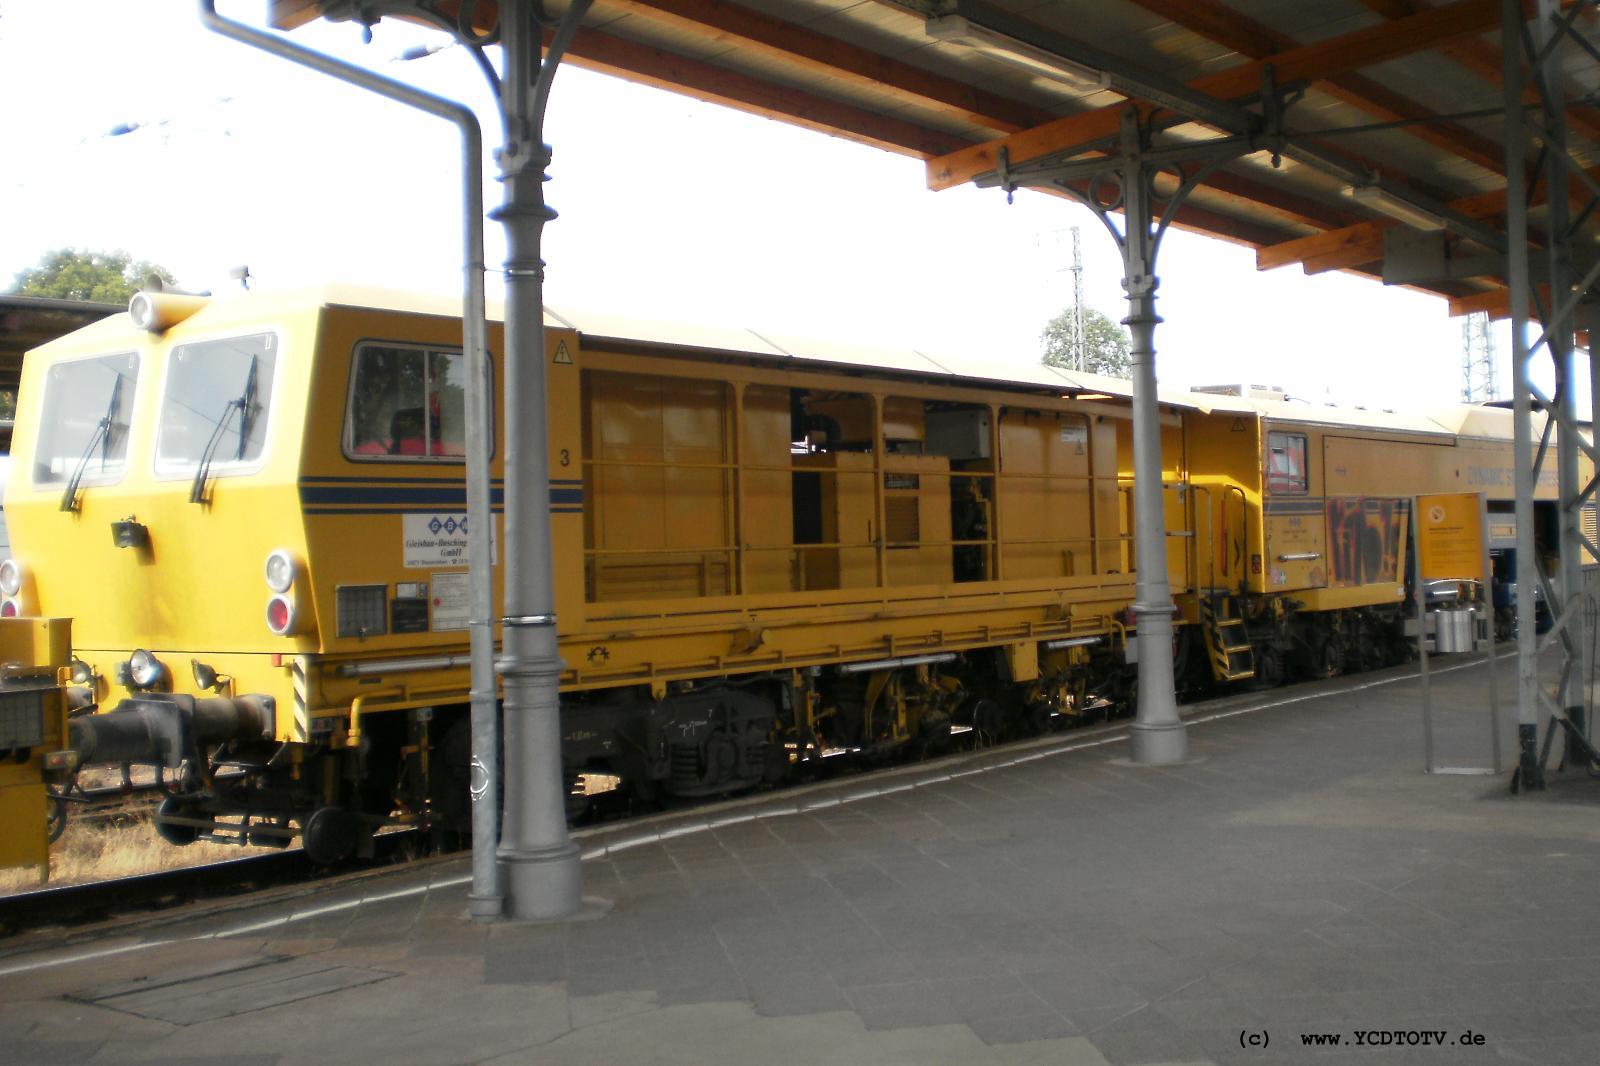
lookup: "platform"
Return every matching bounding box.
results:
[2,655,1598,1066]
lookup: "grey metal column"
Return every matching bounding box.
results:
[972,104,1257,765]
[196,0,503,915]
[1536,0,1589,765]
[494,0,590,920]
[1498,0,1600,788]
[1117,118,1186,765]
[1502,0,1543,789]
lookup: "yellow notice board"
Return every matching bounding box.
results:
[1416,491,1486,583]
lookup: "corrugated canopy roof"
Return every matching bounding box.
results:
[269,0,1599,322]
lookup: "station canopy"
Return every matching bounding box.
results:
[0,295,122,395]
[271,0,1600,321]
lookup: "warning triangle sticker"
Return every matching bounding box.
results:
[553,341,573,365]
[1231,418,1246,432]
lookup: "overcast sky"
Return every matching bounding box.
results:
[0,1,1542,410]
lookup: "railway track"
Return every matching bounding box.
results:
[0,831,433,940]
[0,658,1454,943]
[0,721,1057,939]
[0,851,312,938]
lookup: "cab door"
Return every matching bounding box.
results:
[1262,427,1328,591]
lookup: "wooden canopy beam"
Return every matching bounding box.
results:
[1448,282,1570,319]
[926,0,1501,192]
[1130,0,1506,176]
[602,0,1047,135]
[1256,222,1391,272]
[560,21,1355,251]
[1254,164,1600,271]
[561,23,968,158]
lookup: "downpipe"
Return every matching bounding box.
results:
[198,0,503,917]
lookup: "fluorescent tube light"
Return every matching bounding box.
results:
[1341,184,1445,231]
[926,14,1110,95]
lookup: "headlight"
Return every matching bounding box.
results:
[265,549,296,593]
[128,649,166,688]
[0,559,22,597]
[69,659,94,685]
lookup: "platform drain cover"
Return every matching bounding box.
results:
[70,953,397,1025]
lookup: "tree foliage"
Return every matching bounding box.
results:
[1040,306,1132,377]
[8,248,177,304]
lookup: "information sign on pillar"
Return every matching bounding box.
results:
[1416,493,1487,587]
[1411,490,1500,776]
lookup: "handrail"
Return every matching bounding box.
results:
[1225,484,1249,594]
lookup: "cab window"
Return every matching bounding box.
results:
[1266,430,1308,494]
[345,343,477,461]
[155,332,277,475]
[31,352,139,486]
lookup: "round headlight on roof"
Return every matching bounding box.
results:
[128,292,157,332]
[265,549,296,594]
[0,559,22,598]
[128,649,166,689]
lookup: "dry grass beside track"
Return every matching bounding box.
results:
[0,809,272,895]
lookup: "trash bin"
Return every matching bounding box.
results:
[1432,607,1476,654]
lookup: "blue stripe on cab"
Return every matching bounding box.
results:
[299,482,581,509]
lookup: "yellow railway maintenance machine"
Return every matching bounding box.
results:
[4,285,1153,867]
[0,617,72,885]
[1175,390,1574,689]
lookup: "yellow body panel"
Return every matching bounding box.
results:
[7,289,1142,752]
[1113,415,1191,594]
[0,618,71,883]
[1178,406,1585,634]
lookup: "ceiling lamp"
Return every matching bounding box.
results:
[926,14,1110,95]
[1342,184,1445,231]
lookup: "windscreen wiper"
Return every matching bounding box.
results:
[59,374,124,512]
[189,354,258,505]
[233,352,259,460]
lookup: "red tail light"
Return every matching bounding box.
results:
[266,595,295,635]
[0,600,16,618]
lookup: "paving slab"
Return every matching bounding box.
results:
[1,656,1597,1065]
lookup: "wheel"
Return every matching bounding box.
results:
[1302,633,1343,680]
[302,806,363,865]
[429,715,474,833]
[154,795,202,846]
[1251,646,1283,690]
[970,698,1005,745]
[1023,700,1053,736]
[47,793,68,844]
[917,713,953,758]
